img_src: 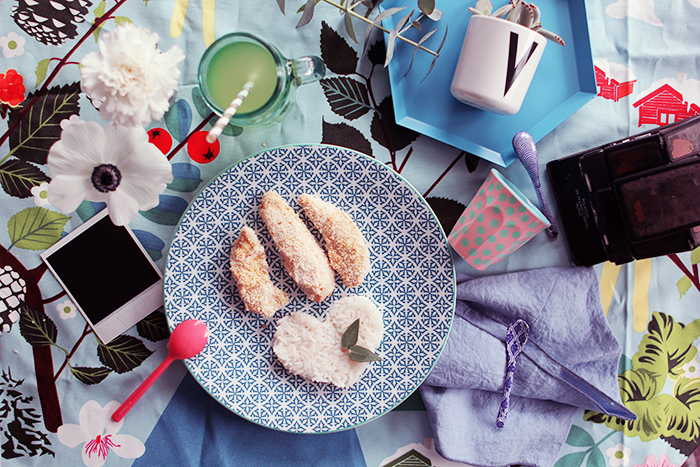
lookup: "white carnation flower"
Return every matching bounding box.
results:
[80,23,185,127]
[46,119,174,226]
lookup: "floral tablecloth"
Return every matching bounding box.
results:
[1,0,700,466]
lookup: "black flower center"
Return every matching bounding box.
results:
[91,164,122,193]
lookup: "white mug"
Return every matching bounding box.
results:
[450,15,546,115]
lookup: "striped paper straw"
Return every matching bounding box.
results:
[206,81,255,143]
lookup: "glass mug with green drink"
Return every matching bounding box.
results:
[198,32,326,128]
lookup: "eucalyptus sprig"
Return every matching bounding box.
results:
[274,0,448,78]
[341,319,382,362]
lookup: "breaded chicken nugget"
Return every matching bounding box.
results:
[259,191,335,302]
[230,226,289,317]
[298,194,370,287]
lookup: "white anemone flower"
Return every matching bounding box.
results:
[47,118,173,226]
[80,23,185,127]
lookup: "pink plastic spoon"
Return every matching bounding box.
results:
[112,319,209,422]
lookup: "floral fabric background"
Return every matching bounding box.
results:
[1,0,700,465]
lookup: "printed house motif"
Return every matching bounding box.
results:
[381,449,431,467]
[595,65,636,102]
[634,78,700,126]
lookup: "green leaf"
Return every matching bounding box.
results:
[139,194,189,225]
[677,275,692,298]
[342,319,359,349]
[97,334,154,374]
[70,366,112,385]
[167,163,203,193]
[348,345,381,362]
[136,310,170,342]
[664,377,700,441]
[19,304,57,347]
[565,425,595,447]
[92,1,106,41]
[634,311,697,379]
[584,369,665,442]
[691,246,700,265]
[114,16,132,26]
[553,451,587,467]
[7,82,81,164]
[8,207,71,251]
[35,59,50,88]
[586,447,605,467]
[0,159,50,199]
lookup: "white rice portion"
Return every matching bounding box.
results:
[272,296,383,388]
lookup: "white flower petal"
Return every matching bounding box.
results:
[47,121,106,177]
[82,446,108,467]
[47,175,95,214]
[79,23,181,127]
[102,401,125,436]
[102,123,149,166]
[106,189,141,226]
[57,423,88,448]
[110,434,146,459]
[78,400,109,438]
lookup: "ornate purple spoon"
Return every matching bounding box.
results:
[512,131,558,238]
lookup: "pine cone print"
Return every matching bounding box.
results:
[0,265,27,334]
[11,0,92,46]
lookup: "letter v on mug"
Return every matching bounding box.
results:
[450,15,546,115]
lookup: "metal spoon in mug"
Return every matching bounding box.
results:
[112,319,209,422]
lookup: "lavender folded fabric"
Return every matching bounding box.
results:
[420,267,635,467]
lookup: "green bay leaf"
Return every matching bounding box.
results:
[8,206,70,251]
[341,319,359,349]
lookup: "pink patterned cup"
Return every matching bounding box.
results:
[448,169,550,270]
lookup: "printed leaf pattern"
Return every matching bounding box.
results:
[371,96,419,152]
[320,21,359,75]
[634,312,697,379]
[7,207,71,251]
[140,194,189,225]
[321,120,373,157]
[133,229,165,262]
[35,59,50,88]
[584,312,700,450]
[0,159,51,199]
[165,99,193,142]
[0,369,55,458]
[70,366,112,385]
[664,377,700,441]
[137,310,170,342]
[7,82,81,165]
[321,77,372,121]
[18,304,57,347]
[97,334,154,374]
[168,163,203,193]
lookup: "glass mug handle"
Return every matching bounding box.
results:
[290,56,326,85]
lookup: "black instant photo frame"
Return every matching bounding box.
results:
[41,209,163,343]
[547,115,700,266]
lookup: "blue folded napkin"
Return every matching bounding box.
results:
[420,267,636,467]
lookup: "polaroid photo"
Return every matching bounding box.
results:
[41,209,163,343]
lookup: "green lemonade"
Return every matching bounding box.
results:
[206,41,278,114]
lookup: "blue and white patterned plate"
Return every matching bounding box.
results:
[164,144,455,433]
